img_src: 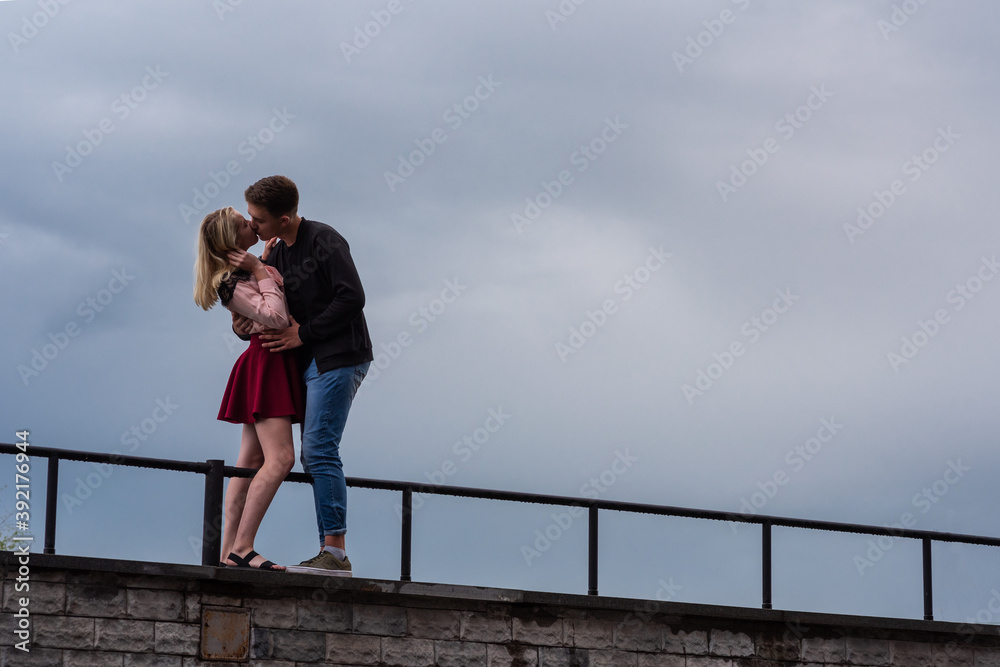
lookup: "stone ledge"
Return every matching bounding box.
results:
[4,551,1000,648]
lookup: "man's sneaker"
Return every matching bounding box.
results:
[284,550,352,577]
[298,551,327,567]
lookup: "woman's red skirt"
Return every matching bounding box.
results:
[217,334,305,424]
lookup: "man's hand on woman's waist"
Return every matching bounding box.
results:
[260,316,304,352]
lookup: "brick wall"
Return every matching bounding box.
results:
[3,553,1000,666]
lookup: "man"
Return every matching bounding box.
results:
[233,175,373,576]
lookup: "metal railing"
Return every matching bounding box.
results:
[3,442,999,620]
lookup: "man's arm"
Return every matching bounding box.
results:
[296,230,366,345]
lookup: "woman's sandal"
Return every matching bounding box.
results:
[226,550,282,571]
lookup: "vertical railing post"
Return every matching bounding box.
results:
[762,520,772,610]
[922,538,934,620]
[588,505,599,596]
[400,488,412,582]
[44,456,59,554]
[201,459,224,567]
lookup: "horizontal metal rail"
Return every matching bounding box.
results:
[2,442,993,621]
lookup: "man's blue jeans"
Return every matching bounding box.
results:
[301,360,369,546]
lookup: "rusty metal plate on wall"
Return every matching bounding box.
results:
[201,606,250,661]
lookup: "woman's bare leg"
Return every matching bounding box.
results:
[220,424,264,565]
[230,416,295,568]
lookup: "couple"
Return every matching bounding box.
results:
[193,175,373,574]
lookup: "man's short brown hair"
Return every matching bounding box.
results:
[245,175,299,218]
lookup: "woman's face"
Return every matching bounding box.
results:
[233,212,258,251]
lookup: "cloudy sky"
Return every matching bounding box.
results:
[3,0,1000,624]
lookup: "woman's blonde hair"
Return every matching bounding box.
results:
[193,207,242,310]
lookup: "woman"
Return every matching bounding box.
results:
[194,206,304,570]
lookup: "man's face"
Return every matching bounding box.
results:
[247,202,284,241]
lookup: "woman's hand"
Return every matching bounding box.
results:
[227,249,262,272]
[261,237,279,262]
